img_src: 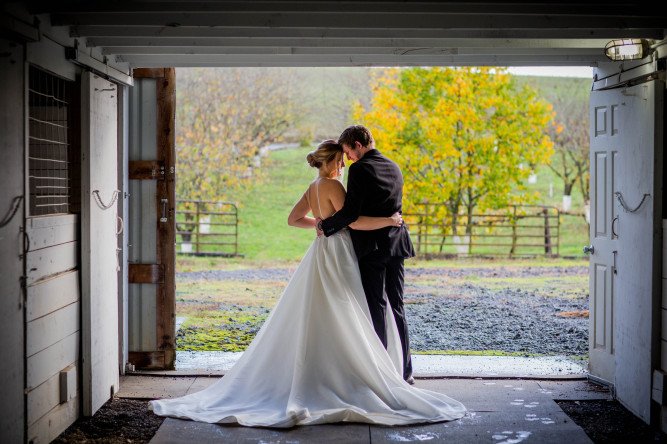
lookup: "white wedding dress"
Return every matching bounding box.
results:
[150,197,466,427]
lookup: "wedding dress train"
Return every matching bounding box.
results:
[150,229,466,427]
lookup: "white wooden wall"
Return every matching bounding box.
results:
[25,215,81,443]
[0,37,26,444]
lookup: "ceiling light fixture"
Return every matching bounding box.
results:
[604,38,651,61]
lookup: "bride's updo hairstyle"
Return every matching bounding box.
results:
[306,139,343,172]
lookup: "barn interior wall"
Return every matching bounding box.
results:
[1,15,128,440]
[658,77,667,432]
[0,36,27,444]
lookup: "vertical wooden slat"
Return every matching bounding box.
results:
[0,37,26,444]
[155,68,176,369]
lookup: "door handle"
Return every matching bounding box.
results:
[160,199,168,222]
[611,216,619,238]
[583,245,594,254]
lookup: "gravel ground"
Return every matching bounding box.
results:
[177,265,588,357]
[53,399,164,443]
[558,400,667,443]
[405,276,588,356]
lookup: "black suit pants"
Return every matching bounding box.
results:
[358,250,413,380]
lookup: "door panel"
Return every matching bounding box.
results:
[81,72,120,416]
[589,97,617,384]
[589,80,663,422]
[127,68,176,370]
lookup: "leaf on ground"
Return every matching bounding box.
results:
[556,310,589,318]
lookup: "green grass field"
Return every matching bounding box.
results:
[176,145,589,266]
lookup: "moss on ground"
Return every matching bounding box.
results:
[176,308,268,352]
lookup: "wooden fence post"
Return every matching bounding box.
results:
[195,202,200,254]
[510,205,517,257]
[543,208,552,254]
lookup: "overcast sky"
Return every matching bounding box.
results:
[508,66,594,78]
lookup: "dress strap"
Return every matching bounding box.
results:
[316,181,324,218]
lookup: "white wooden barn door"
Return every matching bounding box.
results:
[81,72,120,416]
[588,89,619,385]
[589,80,663,422]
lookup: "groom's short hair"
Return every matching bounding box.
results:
[339,125,374,149]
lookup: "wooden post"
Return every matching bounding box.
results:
[234,203,239,256]
[510,205,516,257]
[195,202,200,254]
[154,68,176,369]
[555,209,560,256]
[543,208,552,254]
[424,202,430,256]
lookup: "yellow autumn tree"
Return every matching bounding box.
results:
[357,67,554,239]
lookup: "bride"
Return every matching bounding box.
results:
[150,140,466,427]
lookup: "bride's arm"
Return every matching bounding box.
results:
[350,213,402,230]
[329,182,403,231]
[287,190,316,229]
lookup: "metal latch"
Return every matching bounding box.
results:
[160,199,168,222]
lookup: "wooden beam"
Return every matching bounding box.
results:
[35,1,642,15]
[104,46,605,57]
[128,264,164,284]
[129,160,165,180]
[132,67,166,78]
[128,351,165,370]
[155,68,176,369]
[51,11,667,29]
[115,53,607,67]
[78,26,662,41]
[92,37,611,49]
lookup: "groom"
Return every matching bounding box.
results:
[318,125,416,383]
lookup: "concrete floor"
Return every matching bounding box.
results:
[118,374,610,443]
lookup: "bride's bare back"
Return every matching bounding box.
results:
[287,142,401,231]
[307,178,345,220]
[288,176,401,232]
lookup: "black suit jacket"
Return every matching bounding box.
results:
[321,149,415,260]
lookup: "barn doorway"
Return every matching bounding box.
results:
[161,67,593,379]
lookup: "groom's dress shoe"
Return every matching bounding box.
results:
[406,376,415,385]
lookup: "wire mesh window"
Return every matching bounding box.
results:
[28,66,80,216]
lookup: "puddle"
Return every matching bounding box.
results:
[176,351,587,375]
[386,431,440,442]
[490,431,532,444]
